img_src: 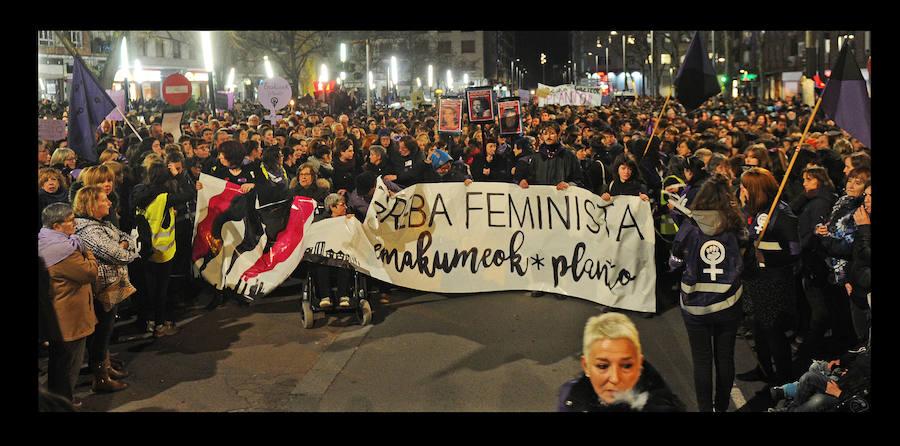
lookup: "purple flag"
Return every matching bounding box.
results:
[820,43,871,148]
[67,55,116,162]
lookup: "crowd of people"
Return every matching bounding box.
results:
[38,89,871,412]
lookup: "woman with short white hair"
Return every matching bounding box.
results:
[557,312,684,412]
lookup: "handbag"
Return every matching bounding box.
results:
[94,263,136,312]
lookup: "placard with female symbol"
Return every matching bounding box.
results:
[257,76,293,125]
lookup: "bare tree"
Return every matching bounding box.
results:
[228,31,333,97]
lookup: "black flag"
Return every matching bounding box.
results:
[674,31,721,111]
[820,43,871,148]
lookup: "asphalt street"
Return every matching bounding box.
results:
[38,278,774,412]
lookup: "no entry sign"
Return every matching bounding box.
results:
[163,73,192,106]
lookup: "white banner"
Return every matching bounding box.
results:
[536,83,604,107]
[301,178,658,312]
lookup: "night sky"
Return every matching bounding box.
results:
[515,31,570,88]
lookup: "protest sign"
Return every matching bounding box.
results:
[161,112,183,142]
[38,119,67,141]
[537,83,604,107]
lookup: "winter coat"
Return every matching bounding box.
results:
[73,215,139,266]
[790,186,838,284]
[38,230,98,342]
[557,360,685,412]
[669,210,751,325]
[580,157,609,196]
[606,177,648,198]
[389,149,429,187]
[527,143,584,187]
[332,158,360,194]
[596,142,625,168]
[470,152,511,183]
[818,194,864,285]
[510,151,533,184]
[848,224,871,309]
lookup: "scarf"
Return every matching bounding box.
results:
[37,227,85,267]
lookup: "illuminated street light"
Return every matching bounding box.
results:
[199,31,217,113]
[319,64,329,84]
[120,37,130,75]
[446,69,453,90]
[428,64,433,88]
[226,67,235,91]
[264,55,273,78]
[340,43,347,63]
[368,71,375,90]
[391,56,398,91]
[200,31,213,72]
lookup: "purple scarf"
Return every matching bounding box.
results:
[38,227,85,267]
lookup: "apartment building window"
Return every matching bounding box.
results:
[69,31,83,48]
[38,30,54,46]
[157,40,165,58]
[173,41,181,59]
[461,40,475,54]
[438,41,452,54]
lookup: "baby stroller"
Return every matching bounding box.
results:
[293,252,373,329]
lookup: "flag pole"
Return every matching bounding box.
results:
[643,90,672,158]
[115,103,143,142]
[753,94,823,250]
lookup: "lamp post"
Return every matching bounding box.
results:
[264,55,273,79]
[119,36,131,111]
[200,31,216,115]
[133,59,144,103]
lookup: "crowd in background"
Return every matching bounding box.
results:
[38,89,871,412]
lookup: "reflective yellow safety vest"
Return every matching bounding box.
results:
[136,193,176,263]
[659,175,685,236]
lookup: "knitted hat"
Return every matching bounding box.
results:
[430,149,452,169]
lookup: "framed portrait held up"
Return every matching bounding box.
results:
[438,97,463,133]
[466,87,494,123]
[498,97,522,135]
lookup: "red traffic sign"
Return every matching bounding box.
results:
[162,73,192,106]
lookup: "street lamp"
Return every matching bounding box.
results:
[446,69,453,91]
[199,31,216,114]
[133,59,144,102]
[264,55,274,79]
[119,37,132,110]
[226,67,235,92]
[391,56,398,97]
